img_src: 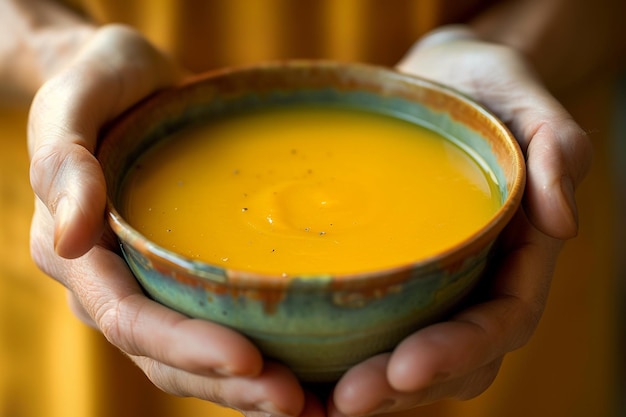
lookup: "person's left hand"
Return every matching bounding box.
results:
[327,26,592,416]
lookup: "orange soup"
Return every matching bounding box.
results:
[122,105,500,275]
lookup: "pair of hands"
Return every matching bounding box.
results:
[28,24,591,417]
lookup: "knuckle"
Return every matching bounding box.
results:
[516,298,545,347]
[93,297,126,348]
[456,360,502,400]
[139,360,182,395]
[495,295,544,352]
[126,356,186,397]
[92,293,148,358]
[137,358,225,403]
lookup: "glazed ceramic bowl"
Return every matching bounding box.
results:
[97,61,525,382]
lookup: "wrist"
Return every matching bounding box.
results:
[0,0,96,99]
[30,24,97,88]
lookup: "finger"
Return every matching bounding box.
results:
[29,23,182,154]
[522,118,592,239]
[331,354,395,416]
[386,211,561,392]
[242,392,326,417]
[397,34,593,240]
[28,24,182,259]
[475,78,591,239]
[330,354,502,416]
[30,193,264,378]
[132,358,306,417]
[70,244,265,378]
[29,141,106,258]
[332,211,561,414]
[485,72,592,241]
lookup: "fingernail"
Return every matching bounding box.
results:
[255,401,296,417]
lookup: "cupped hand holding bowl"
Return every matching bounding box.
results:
[28,24,591,417]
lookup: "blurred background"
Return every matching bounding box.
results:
[614,74,626,417]
[1,1,624,416]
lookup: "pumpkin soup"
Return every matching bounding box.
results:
[121,104,501,275]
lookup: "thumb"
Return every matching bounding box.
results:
[508,90,592,240]
[28,24,182,258]
[29,142,106,259]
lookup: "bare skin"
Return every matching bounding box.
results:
[3,0,624,415]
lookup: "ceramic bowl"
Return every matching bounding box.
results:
[96,61,525,382]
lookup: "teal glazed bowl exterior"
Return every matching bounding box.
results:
[96,61,525,382]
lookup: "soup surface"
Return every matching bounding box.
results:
[122,104,500,275]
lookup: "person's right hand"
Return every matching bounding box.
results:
[326,26,592,416]
[27,24,322,417]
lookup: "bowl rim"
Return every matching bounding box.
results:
[99,59,526,287]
